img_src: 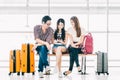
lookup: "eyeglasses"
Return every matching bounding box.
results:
[46,23,51,26]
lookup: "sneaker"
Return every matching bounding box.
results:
[54,66,58,73]
[77,67,82,72]
[59,72,63,78]
[78,70,82,72]
[45,66,51,75]
[39,72,44,78]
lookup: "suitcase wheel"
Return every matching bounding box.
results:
[9,72,11,76]
[17,72,20,76]
[106,72,109,75]
[81,72,85,75]
[22,72,24,76]
[32,72,35,75]
[98,72,100,75]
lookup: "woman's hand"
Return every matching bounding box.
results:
[59,40,65,44]
[74,42,80,46]
[56,39,61,43]
[71,44,78,48]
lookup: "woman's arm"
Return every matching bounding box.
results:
[68,33,78,48]
[68,34,74,45]
[62,33,68,45]
[53,40,58,44]
[75,35,85,46]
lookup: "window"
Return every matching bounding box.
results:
[92,33,107,52]
[89,0,107,7]
[0,33,34,60]
[109,14,120,31]
[89,14,107,31]
[50,0,87,7]
[109,0,120,7]
[0,14,27,31]
[109,33,120,59]
[0,0,26,6]
[29,0,48,7]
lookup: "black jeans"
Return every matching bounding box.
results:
[68,46,83,71]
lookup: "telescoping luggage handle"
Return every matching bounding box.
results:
[11,50,16,61]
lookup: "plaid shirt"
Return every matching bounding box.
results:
[34,25,54,44]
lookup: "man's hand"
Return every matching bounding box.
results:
[45,42,51,50]
[32,44,38,51]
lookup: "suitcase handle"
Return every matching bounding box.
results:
[11,55,15,60]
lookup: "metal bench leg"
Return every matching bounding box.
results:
[81,56,83,72]
[81,56,87,75]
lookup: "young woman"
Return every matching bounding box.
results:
[53,18,68,78]
[63,16,86,76]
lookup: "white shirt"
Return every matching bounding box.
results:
[67,27,86,42]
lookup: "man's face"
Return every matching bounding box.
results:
[43,20,51,29]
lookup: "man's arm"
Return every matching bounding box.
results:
[34,26,47,45]
[35,38,48,45]
[46,28,54,44]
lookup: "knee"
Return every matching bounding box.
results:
[37,45,46,50]
[41,45,48,51]
[41,45,47,49]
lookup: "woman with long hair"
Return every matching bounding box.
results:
[63,16,86,76]
[53,18,68,78]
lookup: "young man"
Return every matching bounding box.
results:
[34,15,54,78]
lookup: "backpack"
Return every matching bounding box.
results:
[82,33,93,54]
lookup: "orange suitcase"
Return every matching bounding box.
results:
[21,43,35,75]
[9,50,21,75]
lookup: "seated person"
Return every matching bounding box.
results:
[53,18,68,78]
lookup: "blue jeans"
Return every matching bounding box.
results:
[36,45,49,72]
[53,44,66,49]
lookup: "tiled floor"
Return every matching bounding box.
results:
[1,67,120,80]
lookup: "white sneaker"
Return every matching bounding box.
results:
[46,66,51,71]
[45,66,51,75]
[59,72,63,78]
[39,72,44,78]
[54,67,58,73]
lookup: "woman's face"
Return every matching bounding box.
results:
[70,20,75,27]
[58,22,64,30]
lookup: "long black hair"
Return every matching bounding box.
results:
[54,18,65,41]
